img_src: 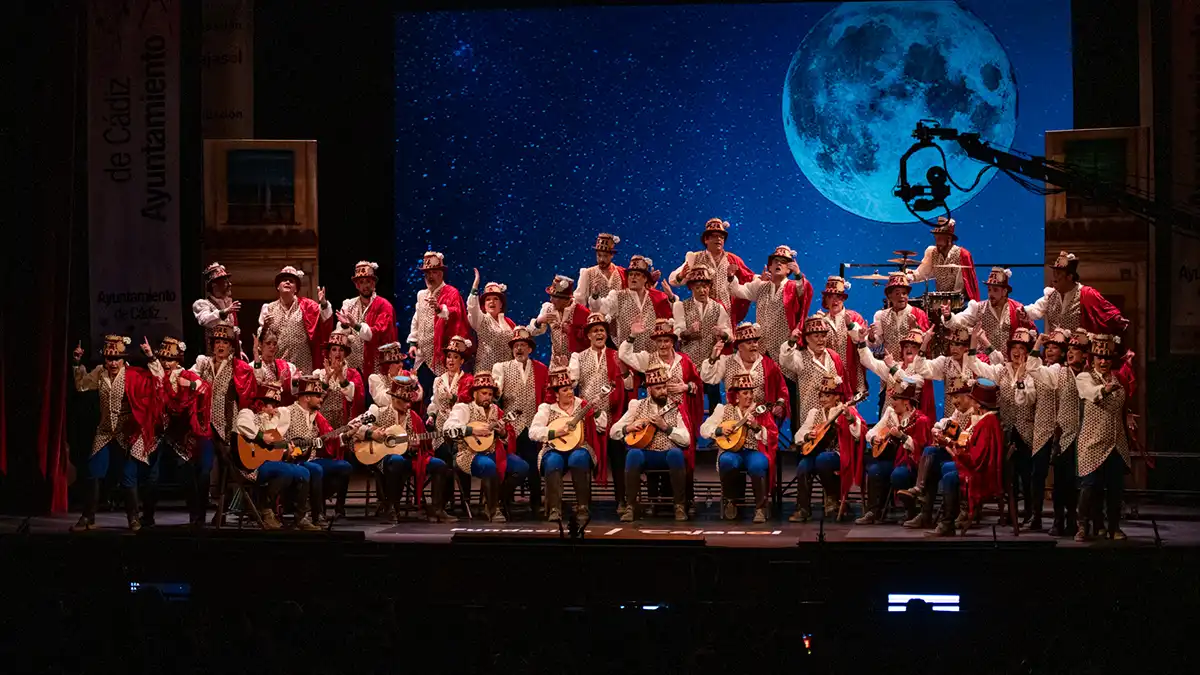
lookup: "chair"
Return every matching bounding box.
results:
[213,459,265,530]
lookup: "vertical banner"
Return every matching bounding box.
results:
[87,0,183,347]
[201,0,254,139]
[1171,0,1200,354]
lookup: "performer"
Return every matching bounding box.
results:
[859,377,931,525]
[466,270,516,374]
[666,218,756,323]
[569,312,630,515]
[367,342,424,408]
[530,274,590,359]
[898,373,978,529]
[256,265,333,374]
[1023,251,1131,337]
[596,254,672,352]
[333,261,396,376]
[701,322,789,424]
[528,366,606,522]
[852,325,937,423]
[699,372,778,523]
[575,232,627,309]
[150,337,207,528]
[789,373,866,523]
[309,333,363,521]
[868,272,931,361]
[358,373,451,522]
[491,326,549,516]
[443,372,529,522]
[728,245,812,362]
[190,323,257,528]
[618,317,703,464]
[425,335,474,515]
[611,364,691,522]
[910,325,979,415]
[1022,328,1073,532]
[1050,329,1091,537]
[672,265,731,413]
[938,378,1005,536]
[251,328,298,407]
[70,336,161,532]
[969,326,1039,526]
[906,216,980,301]
[779,315,851,435]
[944,267,1034,350]
[1075,333,1132,541]
[193,262,243,355]
[233,382,322,531]
[407,251,470,403]
[819,276,868,396]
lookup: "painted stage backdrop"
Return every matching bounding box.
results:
[394,0,1072,414]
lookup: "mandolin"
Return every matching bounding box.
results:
[457,409,521,453]
[797,391,868,456]
[713,404,768,452]
[546,385,614,451]
[234,413,375,471]
[623,401,678,449]
[352,424,442,466]
[871,411,920,458]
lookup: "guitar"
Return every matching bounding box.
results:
[286,413,376,462]
[713,404,768,452]
[456,409,521,453]
[871,411,919,458]
[233,413,375,472]
[623,401,678,449]
[936,418,970,453]
[352,425,442,466]
[546,385,614,451]
[797,391,868,456]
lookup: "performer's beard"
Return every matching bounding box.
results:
[651,393,669,407]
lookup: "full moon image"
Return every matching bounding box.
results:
[783,2,1018,223]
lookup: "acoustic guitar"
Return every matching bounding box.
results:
[352,425,441,466]
[936,418,970,454]
[623,402,678,449]
[797,391,868,456]
[547,385,614,451]
[234,413,375,472]
[458,409,521,453]
[871,411,919,458]
[713,404,768,452]
[287,413,375,462]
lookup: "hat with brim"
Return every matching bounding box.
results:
[419,252,446,272]
[387,373,418,398]
[823,276,850,296]
[379,342,405,365]
[1007,327,1036,351]
[585,312,610,335]
[768,245,796,265]
[701,218,729,245]
[296,376,324,398]
[445,335,472,356]
[353,261,379,281]
[547,366,576,390]
[480,282,508,311]
[203,262,231,287]
[644,364,671,387]
[155,337,186,361]
[470,372,500,394]
[651,318,678,343]
[508,327,536,349]
[803,314,831,336]
[930,216,959,242]
[274,266,305,287]
[627,255,654,280]
[256,382,283,405]
[943,325,970,345]
[685,265,714,287]
[323,332,353,355]
[1049,250,1079,275]
[731,322,761,345]
[1089,333,1119,358]
[209,323,238,345]
[946,374,972,396]
[102,335,132,358]
[885,272,911,294]
[970,378,1000,410]
[594,233,619,253]
[985,267,1013,292]
[891,376,921,401]
[545,276,574,299]
[900,329,925,346]
[728,372,755,391]
[818,374,844,397]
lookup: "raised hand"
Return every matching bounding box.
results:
[473,267,481,290]
[141,337,154,357]
[868,324,878,344]
[790,327,803,341]
[759,266,771,282]
[630,319,646,336]
[317,286,326,305]
[941,304,951,319]
[787,261,801,276]
[336,309,353,327]
[73,340,84,363]
[689,320,700,336]
[665,382,688,395]
[408,345,418,360]
[709,340,725,360]
[883,352,896,368]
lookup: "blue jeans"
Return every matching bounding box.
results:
[471,453,530,480]
[625,448,685,472]
[312,458,352,481]
[193,436,218,476]
[796,451,839,478]
[718,450,769,478]
[120,448,162,488]
[258,461,309,483]
[541,448,593,475]
[85,440,121,480]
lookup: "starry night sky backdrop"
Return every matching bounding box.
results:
[393,1,1071,368]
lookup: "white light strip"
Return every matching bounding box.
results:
[887,606,906,612]
[932,606,960,612]
[887,594,960,605]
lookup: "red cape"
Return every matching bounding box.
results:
[762,355,791,423]
[493,405,518,479]
[565,303,591,354]
[647,287,674,320]
[783,276,815,334]
[1080,285,1130,337]
[956,412,1004,514]
[265,359,296,407]
[894,409,932,470]
[757,409,781,491]
[574,398,607,486]
[839,309,868,392]
[723,252,757,325]
[360,297,397,376]
[312,411,337,459]
[298,297,335,372]
[432,284,470,370]
[958,248,981,302]
[158,369,209,454]
[678,353,704,471]
[593,348,628,486]
[837,408,867,500]
[123,367,162,453]
[406,409,434,503]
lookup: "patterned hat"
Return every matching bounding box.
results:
[985,267,1013,291]
[202,262,230,286]
[803,312,831,335]
[274,265,305,287]
[729,372,755,391]
[480,281,508,309]
[585,312,610,334]
[1049,250,1079,275]
[885,271,911,293]
[1089,333,1120,358]
[1042,328,1071,347]
[901,328,925,346]
[643,364,671,387]
[818,373,844,397]
[732,321,761,345]
[1008,327,1036,349]
[296,376,324,398]
[943,324,971,345]
[508,326,536,348]
[379,342,405,365]
[324,331,353,354]
[823,275,851,296]
[930,216,958,241]
[767,245,796,264]
[470,371,499,393]
[970,378,1000,410]
[353,260,379,281]
[387,372,418,397]
[946,374,973,396]
[701,218,730,244]
[544,275,574,298]
[594,233,620,252]
[155,337,186,361]
[685,265,714,286]
[445,335,473,356]
[1068,328,1091,350]
[209,323,238,344]
[651,318,678,342]
[891,376,922,401]
[256,381,283,404]
[627,255,655,279]
[420,251,446,271]
[102,335,132,358]
[547,365,576,390]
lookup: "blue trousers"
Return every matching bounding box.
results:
[625,448,685,472]
[120,448,162,488]
[718,450,769,478]
[541,448,593,475]
[85,440,120,480]
[258,461,309,483]
[470,453,530,480]
[1079,451,1126,490]
[796,451,839,477]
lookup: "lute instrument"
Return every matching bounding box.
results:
[456,409,521,453]
[871,410,920,458]
[623,401,678,449]
[797,391,868,456]
[235,413,375,471]
[546,385,614,451]
[352,423,442,466]
[713,404,768,452]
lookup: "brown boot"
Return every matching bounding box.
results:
[1075,487,1093,542]
[750,476,769,524]
[123,487,142,532]
[484,477,506,523]
[544,471,564,522]
[570,466,592,521]
[855,479,881,525]
[720,472,739,520]
[903,479,936,529]
[427,471,458,523]
[70,479,101,533]
[622,468,642,522]
[789,475,813,523]
[670,467,689,521]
